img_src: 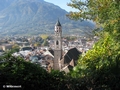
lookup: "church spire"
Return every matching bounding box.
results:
[55,19,61,26]
[53,19,62,70]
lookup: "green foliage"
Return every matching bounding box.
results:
[42,40,49,46]
[12,44,20,52]
[67,0,120,89]
[0,51,99,90]
[68,32,120,89]
[3,48,20,56]
[34,42,41,47]
[72,32,119,76]
[1,49,120,89]
[64,36,77,41]
[40,34,49,40]
[68,0,120,35]
[0,53,49,89]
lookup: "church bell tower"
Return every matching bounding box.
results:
[53,19,62,70]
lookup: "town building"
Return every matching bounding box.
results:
[53,20,82,72]
[53,19,62,70]
[1,44,13,51]
[10,20,95,73]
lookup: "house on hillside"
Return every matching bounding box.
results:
[2,44,13,51]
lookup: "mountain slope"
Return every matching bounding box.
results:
[0,0,95,36]
[0,0,15,11]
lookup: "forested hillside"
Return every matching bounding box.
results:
[0,0,95,36]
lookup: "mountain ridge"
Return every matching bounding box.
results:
[0,0,95,36]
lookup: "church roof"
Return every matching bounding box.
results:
[55,19,61,26]
[63,48,82,64]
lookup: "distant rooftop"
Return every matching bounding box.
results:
[21,47,32,51]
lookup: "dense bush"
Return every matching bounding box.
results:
[0,53,98,90]
[70,33,120,89]
[0,53,50,89]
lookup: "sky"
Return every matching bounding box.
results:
[44,0,76,12]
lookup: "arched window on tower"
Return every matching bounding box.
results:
[56,40,59,45]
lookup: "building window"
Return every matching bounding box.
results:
[56,41,59,45]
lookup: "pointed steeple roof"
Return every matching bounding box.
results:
[55,19,61,26]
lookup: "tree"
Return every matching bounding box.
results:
[67,0,120,36]
[67,0,120,89]
[34,42,41,47]
[0,53,50,89]
[42,40,49,46]
[40,34,49,40]
[0,51,90,90]
[12,44,20,52]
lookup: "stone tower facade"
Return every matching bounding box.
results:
[53,20,62,70]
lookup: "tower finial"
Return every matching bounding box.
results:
[55,19,61,26]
